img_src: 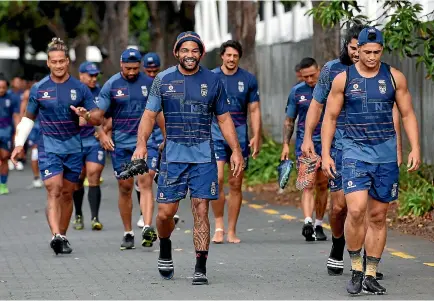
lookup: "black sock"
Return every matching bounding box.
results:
[73,187,85,217]
[88,186,101,220]
[159,237,172,259]
[195,251,208,274]
[331,235,345,260]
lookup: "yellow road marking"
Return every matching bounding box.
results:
[263,209,280,215]
[248,204,264,209]
[299,219,304,222]
[423,263,434,267]
[184,230,191,234]
[322,223,331,230]
[280,214,296,220]
[386,247,416,259]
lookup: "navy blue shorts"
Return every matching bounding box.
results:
[156,154,218,203]
[83,145,106,166]
[342,158,399,203]
[38,151,84,183]
[147,144,160,172]
[27,127,41,147]
[214,140,249,170]
[328,147,343,192]
[0,138,12,152]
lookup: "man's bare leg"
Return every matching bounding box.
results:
[227,170,244,243]
[313,171,329,240]
[327,189,347,275]
[118,178,135,250]
[138,171,158,247]
[59,179,75,235]
[301,183,315,241]
[211,161,226,243]
[191,198,210,284]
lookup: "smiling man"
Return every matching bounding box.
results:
[132,31,244,285]
[11,37,104,255]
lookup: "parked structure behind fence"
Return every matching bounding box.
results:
[256,39,434,165]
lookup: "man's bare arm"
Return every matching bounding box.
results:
[391,68,420,170]
[321,72,346,158]
[137,110,159,148]
[392,103,402,165]
[216,112,241,152]
[156,112,166,139]
[304,100,325,140]
[283,117,295,145]
[248,102,261,139]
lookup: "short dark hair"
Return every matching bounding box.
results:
[340,23,367,65]
[299,57,318,70]
[47,37,69,58]
[295,64,301,72]
[219,40,243,58]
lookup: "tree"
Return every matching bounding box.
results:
[307,0,434,79]
[228,1,258,74]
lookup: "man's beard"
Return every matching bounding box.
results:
[179,57,199,71]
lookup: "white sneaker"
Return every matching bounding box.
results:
[33,178,43,188]
[137,215,144,228]
[16,161,24,171]
[8,160,14,171]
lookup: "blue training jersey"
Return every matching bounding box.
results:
[146,65,230,163]
[343,63,397,164]
[0,92,20,140]
[312,59,348,150]
[286,82,322,143]
[97,72,154,149]
[210,67,260,144]
[80,86,101,147]
[26,75,97,154]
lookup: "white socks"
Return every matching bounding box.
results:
[304,217,313,224]
[124,231,134,236]
[304,217,323,227]
[315,219,323,227]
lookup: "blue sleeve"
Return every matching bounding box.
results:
[97,80,112,112]
[26,85,39,116]
[81,84,98,110]
[213,79,230,116]
[145,75,162,112]
[286,87,298,118]
[248,75,260,103]
[312,63,331,104]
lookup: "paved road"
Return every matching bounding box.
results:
[1,161,433,300]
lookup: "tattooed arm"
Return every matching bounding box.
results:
[281,87,298,161]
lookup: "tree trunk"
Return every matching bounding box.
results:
[228,1,258,74]
[148,1,197,70]
[70,34,90,77]
[311,1,340,66]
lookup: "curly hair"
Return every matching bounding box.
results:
[339,23,367,66]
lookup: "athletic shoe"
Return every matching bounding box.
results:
[141,226,157,247]
[16,161,24,171]
[192,272,208,285]
[60,237,73,254]
[0,184,9,195]
[346,270,364,295]
[120,233,135,250]
[277,159,294,189]
[8,160,14,171]
[33,178,43,188]
[73,215,84,230]
[362,275,386,295]
[137,215,144,228]
[302,222,315,241]
[118,159,149,180]
[50,234,63,255]
[174,214,180,225]
[91,217,103,230]
[158,258,174,280]
[362,252,384,280]
[315,225,327,241]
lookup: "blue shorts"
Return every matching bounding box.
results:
[0,138,12,152]
[27,128,41,147]
[342,158,399,203]
[111,146,160,179]
[147,144,160,172]
[328,147,343,192]
[214,140,249,170]
[38,151,84,183]
[83,145,106,166]
[156,154,218,203]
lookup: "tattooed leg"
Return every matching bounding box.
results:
[191,198,210,275]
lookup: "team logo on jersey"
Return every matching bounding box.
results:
[42,91,50,99]
[5,99,10,107]
[391,183,398,197]
[347,180,356,188]
[378,79,387,94]
[299,95,306,102]
[70,89,77,101]
[201,84,208,97]
[141,86,148,97]
[168,85,174,92]
[238,81,244,92]
[351,83,360,92]
[117,90,124,96]
[210,182,216,196]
